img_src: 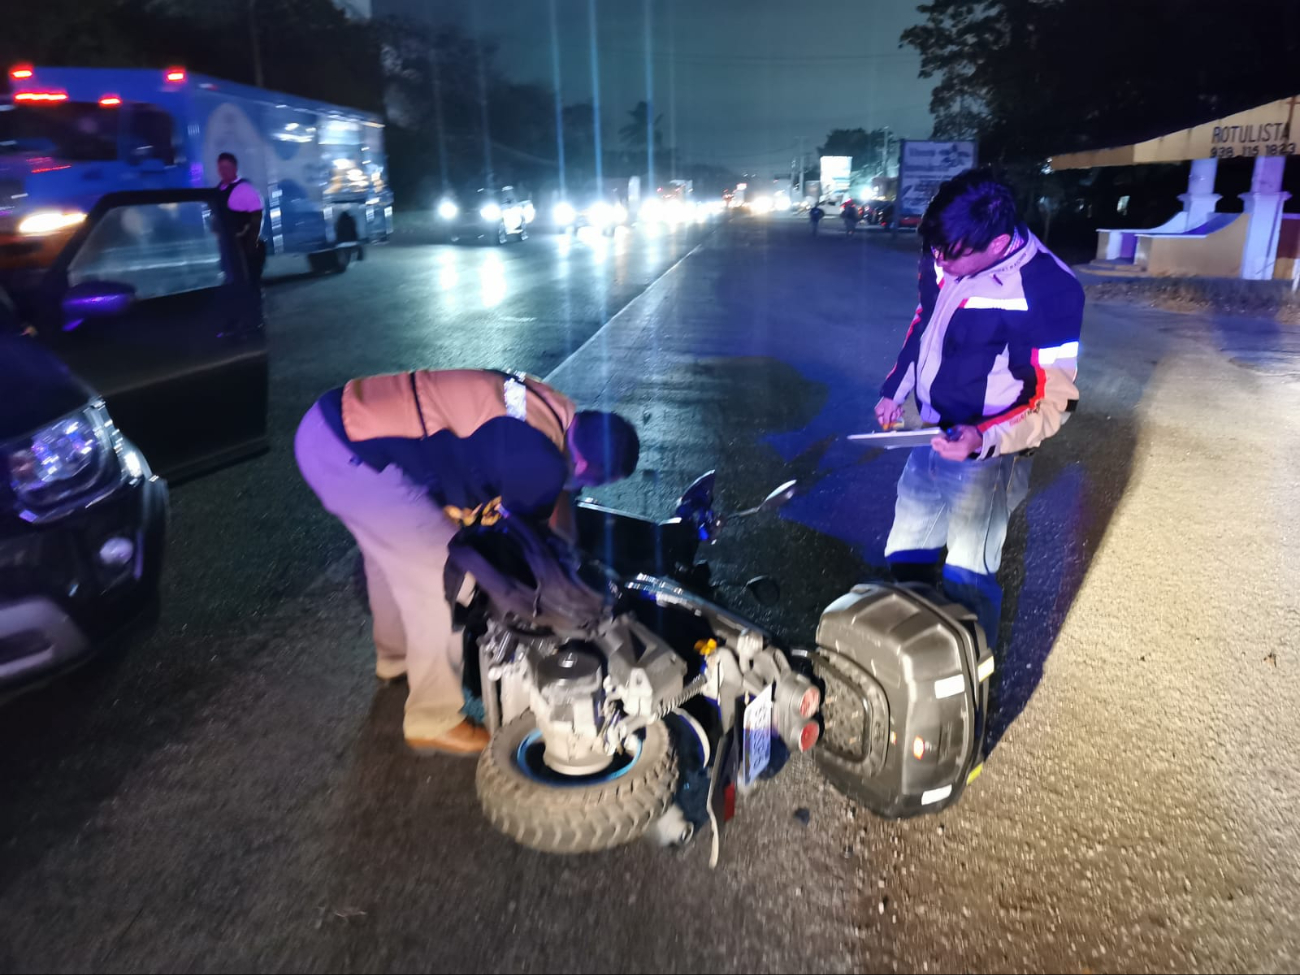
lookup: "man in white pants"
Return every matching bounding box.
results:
[295,369,640,756]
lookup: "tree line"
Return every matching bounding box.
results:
[900,0,1300,254]
[6,0,739,206]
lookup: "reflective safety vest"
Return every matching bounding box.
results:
[339,369,577,524]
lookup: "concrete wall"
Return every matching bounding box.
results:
[1273,214,1300,280]
[1135,215,1249,277]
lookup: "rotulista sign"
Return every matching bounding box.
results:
[1210,122,1295,159]
[1051,94,1300,169]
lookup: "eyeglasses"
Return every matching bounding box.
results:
[931,243,976,262]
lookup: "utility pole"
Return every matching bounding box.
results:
[796,135,805,198]
[430,34,449,193]
[249,0,265,88]
[644,0,654,194]
[549,0,566,198]
[588,0,603,188]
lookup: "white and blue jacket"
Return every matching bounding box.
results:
[881,228,1084,459]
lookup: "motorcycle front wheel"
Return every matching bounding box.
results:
[476,715,678,854]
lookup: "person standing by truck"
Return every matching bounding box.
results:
[216,152,265,283]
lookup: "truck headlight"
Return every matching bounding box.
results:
[480,203,502,221]
[437,199,459,220]
[17,210,87,236]
[5,403,114,511]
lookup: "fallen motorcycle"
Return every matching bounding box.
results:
[445,472,996,861]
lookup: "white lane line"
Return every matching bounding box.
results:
[544,235,708,382]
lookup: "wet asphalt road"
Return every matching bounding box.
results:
[2,214,1299,974]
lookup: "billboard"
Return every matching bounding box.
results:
[819,155,852,194]
[897,141,978,217]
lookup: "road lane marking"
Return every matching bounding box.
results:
[544,236,708,382]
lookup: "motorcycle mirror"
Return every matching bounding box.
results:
[745,575,781,607]
[757,480,798,512]
[675,470,717,519]
[730,480,800,520]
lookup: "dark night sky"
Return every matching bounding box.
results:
[376,0,935,174]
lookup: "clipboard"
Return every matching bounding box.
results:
[847,427,944,448]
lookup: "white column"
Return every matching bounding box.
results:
[1239,156,1292,281]
[1177,157,1221,230]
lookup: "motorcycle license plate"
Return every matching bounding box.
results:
[741,684,774,786]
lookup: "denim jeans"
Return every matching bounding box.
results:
[884,447,1031,650]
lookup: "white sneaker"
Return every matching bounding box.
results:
[375,657,407,681]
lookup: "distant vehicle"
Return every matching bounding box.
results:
[437,186,533,244]
[868,202,921,230]
[1,64,393,278]
[0,333,168,694]
[1,188,268,480]
[552,179,636,235]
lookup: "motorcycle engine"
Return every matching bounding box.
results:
[530,644,611,775]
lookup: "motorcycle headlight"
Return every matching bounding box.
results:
[437,199,458,220]
[5,403,115,511]
[17,210,87,236]
[480,203,502,221]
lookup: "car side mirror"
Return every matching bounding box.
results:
[746,575,781,607]
[63,280,136,320]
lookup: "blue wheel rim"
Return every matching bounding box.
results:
[514,729,643,788]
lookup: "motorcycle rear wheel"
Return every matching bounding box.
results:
[477,715,678,853]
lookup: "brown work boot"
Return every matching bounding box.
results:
[406,719,490,757]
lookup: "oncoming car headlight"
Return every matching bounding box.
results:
[17,210,87,236]
[553,201,576,226]
[5,402,116,514]
[437,199,459,220]
[480,203,502,221]
[587,201,613,229]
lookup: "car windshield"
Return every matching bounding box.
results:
[0,103,119,161]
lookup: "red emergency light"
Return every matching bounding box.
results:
[99,95,122,107]
[10,65,34,80]
[15,91,68,103]
[164,67,187,83]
